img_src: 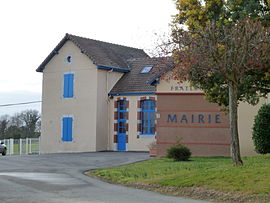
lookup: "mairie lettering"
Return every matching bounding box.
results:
[167,113,221,124]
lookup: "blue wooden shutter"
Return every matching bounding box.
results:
[62,117,73,142]
[68,74,74,98]
[62,117,68,141]
[63,73,74,98]
[67,117,73,141]
[63,74,69,98]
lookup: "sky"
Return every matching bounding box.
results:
[0,0,176,116]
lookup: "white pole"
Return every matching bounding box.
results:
[19,138,22,155]
[5,139,11,155]
[26,138,29,154]
[38,137,41,155]
[5,139,9,155]
[10,138,14,155]
[29,138,32,154]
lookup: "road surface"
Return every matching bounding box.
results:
[0,152,208,203]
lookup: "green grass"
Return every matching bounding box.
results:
[88,155,270,196]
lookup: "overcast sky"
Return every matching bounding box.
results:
[0,0,176,116]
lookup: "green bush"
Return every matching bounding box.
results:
[166,144,191,161]
[252,104,270,154]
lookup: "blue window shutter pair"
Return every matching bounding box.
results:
[62,117,73,142]
[63,73,74,98]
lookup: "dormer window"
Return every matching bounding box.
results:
[140,66,153,74]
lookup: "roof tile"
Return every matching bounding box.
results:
[36,33,148,72]
[110,57,173,94]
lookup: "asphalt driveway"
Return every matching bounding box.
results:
[0,152,208,203]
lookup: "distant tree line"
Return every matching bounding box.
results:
[0,109,41,139]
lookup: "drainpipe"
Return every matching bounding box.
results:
[106,69,113,150]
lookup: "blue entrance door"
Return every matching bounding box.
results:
[117,100,126,151]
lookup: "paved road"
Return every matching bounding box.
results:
[0,152,208,203]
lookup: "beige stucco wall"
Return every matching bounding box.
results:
[96,70,124,151]
[238,99,268,156]
[108,95,156,151]
[157,71,203,94]
[41,40,98,153]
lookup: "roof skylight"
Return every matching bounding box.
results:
[140,66,153,74]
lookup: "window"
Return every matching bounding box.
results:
[117,100,127,134]
[63,73,74,98]
[66,55,72,64]
[140,66,153,74]
[62,117,73,142]
[141,100,156,134]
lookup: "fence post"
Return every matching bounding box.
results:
[3,139,8,155]
[39,137,41,155]
[29,138,32,154]
[26,138,29,154]
[5,139,10,155]
[10,138,14,155]
[19,138,22,155]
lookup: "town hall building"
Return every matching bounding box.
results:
[37,33,266,157]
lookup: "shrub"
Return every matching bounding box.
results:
[166,144,191,161]
[252,104,270,154]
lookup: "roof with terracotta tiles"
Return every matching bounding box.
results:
[36,33,148,72]
[109,57,173,94]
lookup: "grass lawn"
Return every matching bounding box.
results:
[87,154,270,202]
